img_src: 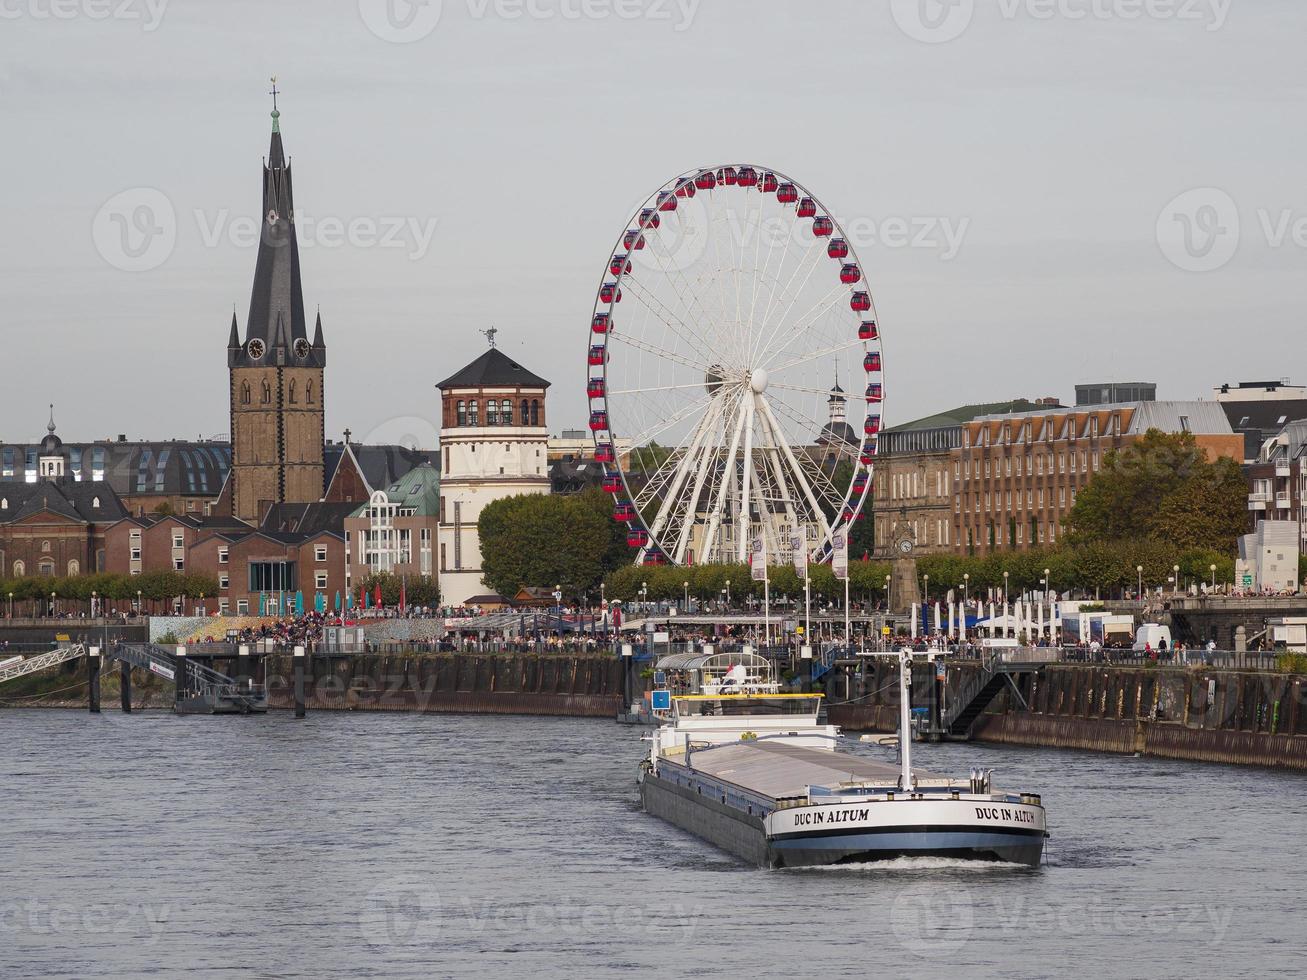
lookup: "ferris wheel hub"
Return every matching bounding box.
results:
[749,368,769,394]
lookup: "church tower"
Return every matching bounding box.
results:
[228,92,326,525]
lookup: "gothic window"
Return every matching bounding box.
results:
[0,498,6,510]
[456,400,467,426]
[13,560,24,576]
[530,400,540,426]
[241,381,251,405]
[521,399,530,425]
[501,400,512,425]
[289,379,298,404]
[40,540,51,554]
[67,560,79,576]
[92,497,100,509]
[261,378,272,404]
[306,380,314,404]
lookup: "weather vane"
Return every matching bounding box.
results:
[480,326,498,348]
[269,75,279,111]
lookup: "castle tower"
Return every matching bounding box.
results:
[227,94,326,524]
[435,332,551,605]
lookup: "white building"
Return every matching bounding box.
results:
[436,342,551,605]
[1235,520,1299,594]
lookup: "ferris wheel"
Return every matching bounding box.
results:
[587,165,884,567]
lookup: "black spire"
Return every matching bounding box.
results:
[228,310,241,349]
[230,86,322,369]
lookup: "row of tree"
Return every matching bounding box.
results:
[354,572,440,608]
[0,571,220,604]
[603,540,1254,605]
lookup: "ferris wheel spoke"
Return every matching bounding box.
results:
[705,193,746,370]
[621,389,718,454]
[621,275,720,363]
[610,331,713,374]
[763,396,852,506]
[703,390,747,564]
[638,222,728,355]
[607,381,716,397]
[644,396,724,546]
[770,381,854,398]
[768,338,864,377]
[756,283,851,372]
[754,405,799,544]
[673,400,728,563]
[751,223,829,365]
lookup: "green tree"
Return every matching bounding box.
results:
[479,493,613,599]
[1067,429,1247,552]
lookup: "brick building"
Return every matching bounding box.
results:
[1247,420,1307,554]
[0,415,128,579]
[873,399,1055,556]
[343,463,440,596]
[952,401,1243,554]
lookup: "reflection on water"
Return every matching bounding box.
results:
[1,710,1304,978]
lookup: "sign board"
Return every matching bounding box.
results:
[621,644,633,658]
[751,536,767,582]
[791,534,808,578]
[882,626,892,636]
[652,631,670,643]
[1242,573,1254,588]
[832,529,849,581]
[148,661,175,681]
[651,690,672,711]
[800,645,812,660]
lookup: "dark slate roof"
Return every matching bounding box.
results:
[227,111,325,371]
[260,501,358,537]
[0,479,128,525]
[1,441,232,497]
[886,399,1056,433]
[325,443,439,494]
[817,421,858,446]
[550,458,604,495]
[436,348,550,390]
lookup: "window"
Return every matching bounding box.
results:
[501,400,512,425]
[237,599,249,614]
[315,545,328,563]
[530,400,540,426]
[38,561,54,577]
[289,379,298,404]
[172,532,184,549]
[219,574,229,589]
[0,499,5,510]
[67,560,79,576]
[521,399,530,425]
[241,381,251,405]
[1005,457,1011,477]
[13,560,24,576]
[469,401,480,427]
[92,497,100,509]
[315,572,328,590]
[261,378,272,404]
[456,400,467,426]
[218,547,229,564]
[486,400,499,425]
[306,381,314,404]
[173,558,184,571]
[1090,416,1098,437]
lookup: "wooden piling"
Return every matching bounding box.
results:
[120,658,132,713]
[87,647,101,714]
[293,645,306,718]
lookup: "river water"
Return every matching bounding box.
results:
[2,710,1303,979]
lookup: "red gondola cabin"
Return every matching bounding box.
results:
[737,166,758,187]
[840,263,861,284]
[675,180,696,198]
[639,208,660,229]
[865,382,883,402]
[587,378,606,399]
[863,350,882,372]
[600,283,622,303]
[627,529,649,548]
[858,320,878,341]
[695,171,717,190]
[762,173,779,193]
[777,182,798,203]
[721,166,738,185]
[592,312,611,334]
[609,255,631,276]
[588,345,607,366]
[797,197,817,218]
[614,503,636,522]
[589,410,609,431]
[864,415,881,435]
[623,230,645,250]
[850,291,871,312]
[603,474,623,493]
[827,238,849,259]
[594,442,615,464]
[813,216,834,237]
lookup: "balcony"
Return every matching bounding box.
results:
[1276,464,1291,478]
[1248,490,1271,511]
[1276,492,1292,509]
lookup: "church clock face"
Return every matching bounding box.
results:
[246,338,265,360]
[897,536,915,556]
[294,338,311,359]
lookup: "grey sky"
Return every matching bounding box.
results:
[1,0,1303,450]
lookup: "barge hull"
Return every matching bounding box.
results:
[639,770,769,866]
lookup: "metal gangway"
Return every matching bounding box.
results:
[126,643,267,714]
[0,644,88,686]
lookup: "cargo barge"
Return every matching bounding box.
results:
[637,649,1048,868]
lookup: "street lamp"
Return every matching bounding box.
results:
[1043,568,1051,604]
[683,580,690,612]
[1209,564,1217,593]
[91,590,97,619]
[50,591,56,617]
[137,590,143,616]
[1173,564,1181,596]
[724,579,731,608]
[7,592,12,619]
[963,573,970,604]
[922,574,929,606]
[1003,570,1009,604]
[1136,564,1143,600]
[640,580,647,609]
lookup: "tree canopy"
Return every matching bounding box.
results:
[478,488,634,599]
[1066,428,1249,552]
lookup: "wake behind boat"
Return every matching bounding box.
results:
[637,648,1048,869]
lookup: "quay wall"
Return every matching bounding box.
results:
[827,663,1307,771]
[263,653,627,718]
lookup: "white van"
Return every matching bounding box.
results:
[1133,624,1173,652]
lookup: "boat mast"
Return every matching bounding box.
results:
[898,648,912,790]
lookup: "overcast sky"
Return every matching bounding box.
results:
[2,0,1304,450]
